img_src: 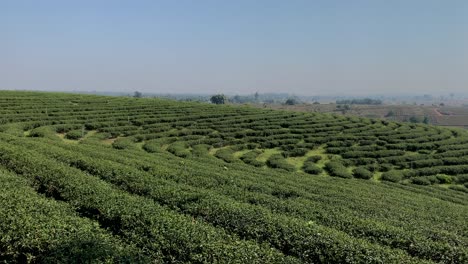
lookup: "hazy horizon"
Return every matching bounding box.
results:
[2,1,467,95]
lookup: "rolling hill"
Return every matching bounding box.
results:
[0,91,466,263]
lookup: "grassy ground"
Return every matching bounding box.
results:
[256,148,282,162]
[233,149,251,158]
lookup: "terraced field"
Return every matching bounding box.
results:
[0,91,467,263]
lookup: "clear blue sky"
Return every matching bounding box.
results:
[1,0,467,95]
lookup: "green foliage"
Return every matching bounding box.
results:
[215,148,237,163]
[266,154,296,171]
[112,137,135,150]
[324,161,352,178]
[240,150,264,167]
[353,167,373,179]
[210,94,226,104]
[142,139,164,153]
[302,163,322,175]
[65,129,84,140]
[282,147,308,157]
[0,91,467,263]
[0,170,148,263]
[381,170,404,183]
[448,185,468,193]
[166,141,191,158]
[305,155,322,163]
[192,144,211,157]
[412,177,432,185]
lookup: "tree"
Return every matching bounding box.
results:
[285,98,298,105]
[385,110,395,117]
[231,95,242,103]
[210,94,226,104]
[409,116,420,123]
[133,91,143,98]
[254,92,259,102]
[423,116,429,124]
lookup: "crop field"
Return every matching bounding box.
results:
[0,91,467,263]
[265,103,468,129]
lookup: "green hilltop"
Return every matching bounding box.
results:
[0,91,466,263]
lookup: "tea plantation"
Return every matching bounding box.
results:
[0,91,467,263]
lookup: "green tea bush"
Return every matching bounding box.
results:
[282,147,308,157]
[381,170,403,183]
[0,170,147,263]
[0,143,295,263]
[215,148,237,163]
[353,167,373,179]
[112,137,135,150]
[65,129,84,140]
[302,163,322,175]
[240,150,264,167]
[306,155,322,163]
[324,161,352,178]
[167,142,191,158]
[412,177,432,185]
[435,174,452,184]
[267,154,296,172]
[192,144,211,157]
[142,139,164,153]
[448,185,468,193]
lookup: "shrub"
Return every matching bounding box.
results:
[305,155,322,163]
[29,127,57,139]
[142,140,164,153]
[435,174,452,184]
[448,185,468,193]
[192,144,211,157]
[363,163,379,172]
[454,174,468,184]
[266,154,296,172]
[324,162,352,179]
[379,164,393,172]
[412,177,432,185]
[215,148,237,163]
[240,150,264,167]
[65,130,84,140]
[167,142,191,158]
[302,163,322,175]
[283,148,308,157]
[112,138,135,150]
[381,171,403,183]
[353,167,373,179]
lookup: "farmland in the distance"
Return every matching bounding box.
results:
[0,91,467,263]
[263,103,468,129]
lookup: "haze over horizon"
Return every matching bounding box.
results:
[2,0,467,96]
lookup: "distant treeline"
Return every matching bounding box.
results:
[336,98,382,105]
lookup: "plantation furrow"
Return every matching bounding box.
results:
[0,142,297,264]
[1,91,468,263]
[7,136,462,263]
[107,146,464,250]
[0,168,150,263]
[50,137,468,241]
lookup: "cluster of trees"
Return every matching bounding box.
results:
[210,93,300,106]
[407,115,430,124]
[336,98,382,105]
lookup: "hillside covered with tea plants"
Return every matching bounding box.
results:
[0,91,467,263]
